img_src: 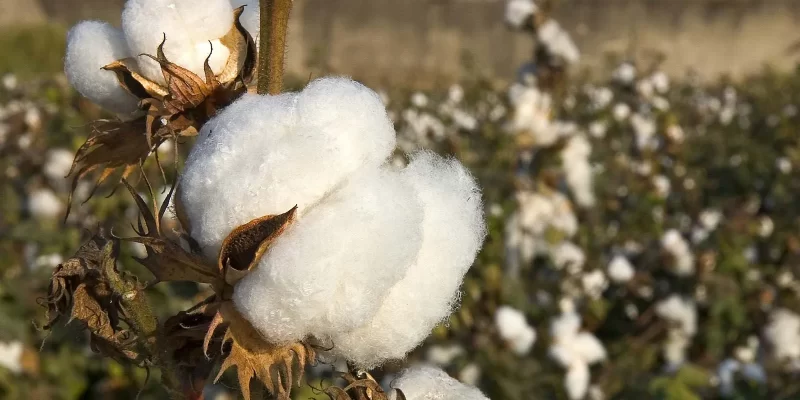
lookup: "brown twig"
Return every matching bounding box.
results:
[258,0,293,95]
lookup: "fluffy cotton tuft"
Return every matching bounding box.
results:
[495,306,536,355]
[28,188,64,219]
[329,152,485,368]
[44,148,75,183]
[122,0,234,82]
[179,77,396,259]
[607,255,635,283]
[233,167,424,343]
[0,341,23,374]
[764,309,800,361]
[64,21,140,114]
[505,0,537,29]
[388,365,488,400]
[537,20,580,65]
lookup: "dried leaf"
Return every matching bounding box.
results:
[66,119,154,218]
[218,206,297,285]
[205,302,315,400]
[103,59,168,100]
[119,179,220,285]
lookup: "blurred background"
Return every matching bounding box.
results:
[2,0,800,399]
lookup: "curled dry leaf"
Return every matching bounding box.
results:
[67,6,257,213]
[118,178,219,286]
[43,235,146,364]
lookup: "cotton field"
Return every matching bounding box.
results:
[1,0,800,399]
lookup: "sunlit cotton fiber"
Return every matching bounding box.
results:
[179,77,396,259]
[121,0,234,83]
[329,152,486,368]
[388,365,488,400]
[64,21,140,114]
[495,305,536,355]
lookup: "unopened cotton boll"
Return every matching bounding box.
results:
[179,77,396,259]
[607,255,634,283]
[495,306,536,355]
[64,21,140,114]
[388,365,489,400]
[329,152,485,368]
[122,0,234,83]
[233,167,424,343]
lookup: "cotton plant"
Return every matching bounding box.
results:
[44,1,488,400]
[61,0,258,212]
[548,305,607,400]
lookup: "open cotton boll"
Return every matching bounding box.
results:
[607,255,635,283]
[179,77,396,259]
[537,19,580,65]
[122,0,234,83]
[0,341,23,374]
[64,21,140,115]
[328,152,485,368]
[656,296,698,336]
[565,362,589,400]
[44,149,75,183]
[233,167,423,343]
[388,365,489,400]
[495,306,536,355]
[28,188,64,219]
[505,0,537,29]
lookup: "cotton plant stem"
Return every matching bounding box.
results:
[258,0,294,95]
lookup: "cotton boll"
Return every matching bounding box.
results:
[552,242,585,273]
[122,0,235,83]
[388,365,489,400]
[329,152,485,368]
[495,306,536,355]
[64,21,140,114]
[505,0,537,29]
[44,148,75,183]
[28,188,63,219]
[764,309,800,361]
[233,167,423,343]
[0,341,23,374]
[581,270,608,299]
[656,296,697,336]
[607,255,634,283]
[565,362,589,400]
[425,345,464,367]
[537,20,580,65]
[180,77,396,258]
[571,332,607,364]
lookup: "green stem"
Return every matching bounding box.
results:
[257,0,294,95]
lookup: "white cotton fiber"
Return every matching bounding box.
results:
[179,77,396,259]
[64,21,140,114]
[28,188,64,219]
[495,305,536,355]
[122,0,234,83]
[505,0,537,29]
[232,167,424,343]
[564,362,589,400]
[328,152,486,368]
[388,365,488,400]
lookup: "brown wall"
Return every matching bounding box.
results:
[5,0,800,87]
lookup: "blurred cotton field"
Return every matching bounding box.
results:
[2,0,800,399]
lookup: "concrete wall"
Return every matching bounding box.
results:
[4,0,800,87]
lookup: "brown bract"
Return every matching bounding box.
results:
[66,6,256,217]
[324,372,405,400]
[117,175,313,399]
